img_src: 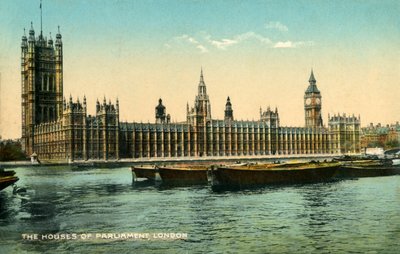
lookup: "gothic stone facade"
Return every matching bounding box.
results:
[21,25,361,161]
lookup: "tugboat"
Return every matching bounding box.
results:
[0,168,19,191]
[210,161,341,190]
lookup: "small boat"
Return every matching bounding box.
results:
[131,166,160,181]
[0,168,17,177]
[0,168,19,191]
[210,161,341,190]
[0,176,19,191]
[158,165,209,185]
[336,159,400,178]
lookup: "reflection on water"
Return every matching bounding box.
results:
[0,167,399,253]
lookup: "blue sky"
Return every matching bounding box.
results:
[0,0,399,138]
[2,1,398,51]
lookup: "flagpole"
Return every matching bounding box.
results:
[40,0,42,36]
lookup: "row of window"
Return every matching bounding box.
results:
[38,73,57,92]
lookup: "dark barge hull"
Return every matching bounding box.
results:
[0,170,16,177]
[0,176,19,191]
[131,167,158,181]
[158,167,208,185]
[211,163,340,190]
[336,165,400,178]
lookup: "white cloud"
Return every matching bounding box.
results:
[236,31,272,44]
[265,21,288,32]
[174,34,199,44]
[173,34,208,53]
[209,38,238,49]
[205,36,238,50]
[204,31,272,50]
[169,30,313,52]
[274,40,315,48]
[196,45,208,53]
[274,41,293,48]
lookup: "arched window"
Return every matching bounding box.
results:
[43,107,48,122]
[43,74,48,91]
[49,107,54,121]
[41,74,44,91]
[39,106,43,122]
[49,74,53,91]
[46,75,50,91]
[53,76,56,91]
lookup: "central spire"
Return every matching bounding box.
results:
[200,67,204,83]
[198,68,207,96]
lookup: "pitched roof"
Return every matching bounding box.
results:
[305,70,320,94]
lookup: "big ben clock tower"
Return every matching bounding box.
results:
[304,70,323,128]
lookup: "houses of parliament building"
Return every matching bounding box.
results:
[21,23,361,161]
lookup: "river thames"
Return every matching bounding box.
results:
[0,166,399,253]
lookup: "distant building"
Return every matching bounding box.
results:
[360,122,400,150]
[20,23,361,161]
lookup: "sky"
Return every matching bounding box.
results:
[0,0,399,139]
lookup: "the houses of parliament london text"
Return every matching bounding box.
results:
[21,23,361,162]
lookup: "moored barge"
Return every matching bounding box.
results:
[0,176,19,191]
[211,161,341,190]
[131,166,160,181]
[0,169,19,191]
[336,159,400,178]
[0,168,17,177]
[158,165,209,185]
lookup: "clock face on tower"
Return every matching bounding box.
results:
[305,98,311,105]
[316,98,321,105]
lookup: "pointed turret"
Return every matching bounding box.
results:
[28,22,35,43]
[48,32,53,46]
[96,98,100,113]
[116,97,119,112]
[188,68,212,125]
[155,98,167,124]
[198,68,207,96]
[200,67,204,83]
[21,28,28,47]
[63,97,66,110]
[309,69,316,83]
[55,25,62,47]
[305,69,320,94]
[68,95,73,109]
[224,96,234,122]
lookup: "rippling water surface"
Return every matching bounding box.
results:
[0,166,399,253]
